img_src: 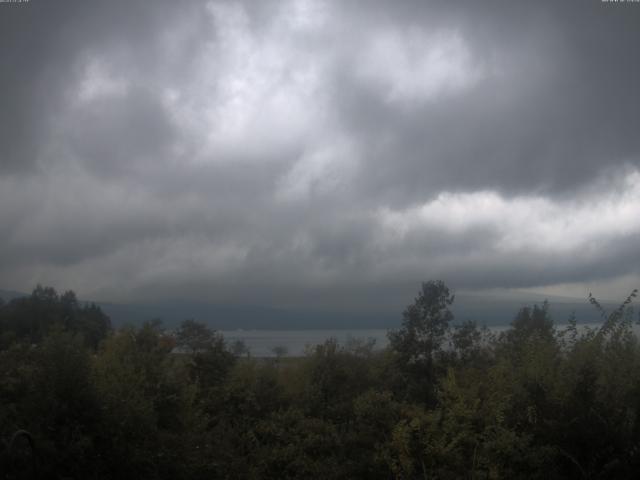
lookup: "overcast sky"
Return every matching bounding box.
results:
[1,0,639,312]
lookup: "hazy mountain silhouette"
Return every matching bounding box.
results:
[0,289,27,302]
[2,288,610,329]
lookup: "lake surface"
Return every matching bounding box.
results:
[219,327,513,357]
[221,323,633,357]
[220,329,391,357]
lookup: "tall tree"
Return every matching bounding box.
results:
[388,280,454,404]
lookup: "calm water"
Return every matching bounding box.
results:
[221,327,513,357]
[220,323,634,357]
[220,329,390,357]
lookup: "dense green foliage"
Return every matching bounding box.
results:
[1,282,640,479]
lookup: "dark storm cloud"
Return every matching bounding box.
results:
[334,0,640,203]
[66,88,177,176]
[1,0,639,311]
[0,1,155,171]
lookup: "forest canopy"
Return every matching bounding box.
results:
[1,282,640,479]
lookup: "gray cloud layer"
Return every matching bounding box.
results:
[1,0,639,311]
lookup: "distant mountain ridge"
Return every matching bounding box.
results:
[1,287,617,329]
[0,289,28,302]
